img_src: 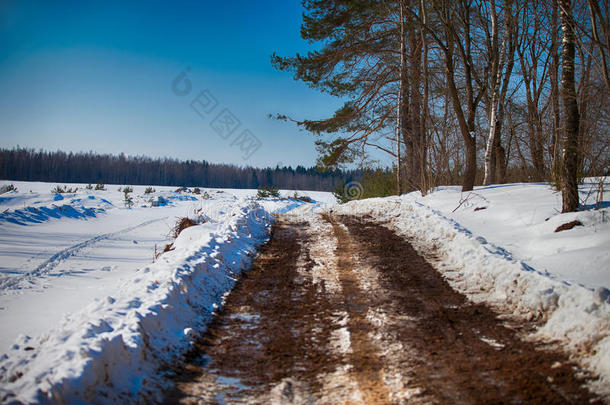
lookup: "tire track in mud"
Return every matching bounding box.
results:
[165,217,342,403]
[337,214,601,404]
[165,213,602,404]
[325,214,391,404]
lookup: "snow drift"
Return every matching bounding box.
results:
[0,201,273,404]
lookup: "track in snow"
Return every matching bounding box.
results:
[0,217,168,291]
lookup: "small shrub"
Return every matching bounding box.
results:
[156,243,174,259]
[52,185,77,194]
[257,185,280,199]
[86,184,93,190]
[192,187,201,195]
[201,191,211,200]
[596,178,604,210]
[144,187,155,194]
[332,182,350,204]
[52,185,66,194]
[0,184,16,194]
[95,181,106,191]
[123,188,134,208]
[292,191,313,203]
[154,242,174,260]
[172,217,197,238]
[175,186,187,193]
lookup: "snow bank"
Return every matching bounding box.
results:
[411,181,610,289]
[333,184,610,395]
[0,182,330,353]
[0,203,105,226]
[0,201,273,404]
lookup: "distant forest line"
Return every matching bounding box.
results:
[0,148,361,191]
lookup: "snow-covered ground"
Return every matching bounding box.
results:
[1,178,608,401]
[332,177,610,396]
[0,181,331,403]
[412,179,609,289]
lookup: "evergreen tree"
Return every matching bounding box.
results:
[272,1,403,169]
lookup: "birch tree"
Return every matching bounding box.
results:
[560,0,580,212]
[483,0,513,185]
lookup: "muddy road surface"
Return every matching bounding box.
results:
[164,213,601,404]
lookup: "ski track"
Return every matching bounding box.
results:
[0,217,168,291]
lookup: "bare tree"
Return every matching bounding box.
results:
[483,0,517,185]
[395,0,406,195]
[423,0,487,191]
[560,0,580,212]
[550,0,562,183]
[587,0,610,91]
[516,1,555,181]
[419,0,432,193]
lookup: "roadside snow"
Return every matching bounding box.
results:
[412,180,610,289]
[332,179,610,396]
[0,181,327,403]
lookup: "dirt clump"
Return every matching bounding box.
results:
[554,220,583,232]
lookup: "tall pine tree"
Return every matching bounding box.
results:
[272,0,426,192]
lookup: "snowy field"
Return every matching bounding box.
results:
[0,178,608,402]
[332,177,610,396]
[412,179,609,289]
[0,181,331,403]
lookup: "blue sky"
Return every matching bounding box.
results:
[0,0,349,168]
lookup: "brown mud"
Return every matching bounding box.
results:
[164,213,602,404]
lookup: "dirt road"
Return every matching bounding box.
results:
[164,213,601,404]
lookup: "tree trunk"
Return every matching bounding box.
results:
[484,0,501,185]
[430,0,481,192]
[396,118,402,196]
[395,0,409,196]
[444,58,477,192]
[531,124,546,181]
[395,2,404,196]
[408,14,424,193]
[420,0,430,195]
[464,134,477,191]
[560,0,580,212]
[494,102,507,183]
[515,4,548,183]
[495,142,507,182]
[551,0,562,183]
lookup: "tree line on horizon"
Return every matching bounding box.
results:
[272,0,609,212]
[0,148,361,192]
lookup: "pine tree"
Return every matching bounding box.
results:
[272,1,411,176]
